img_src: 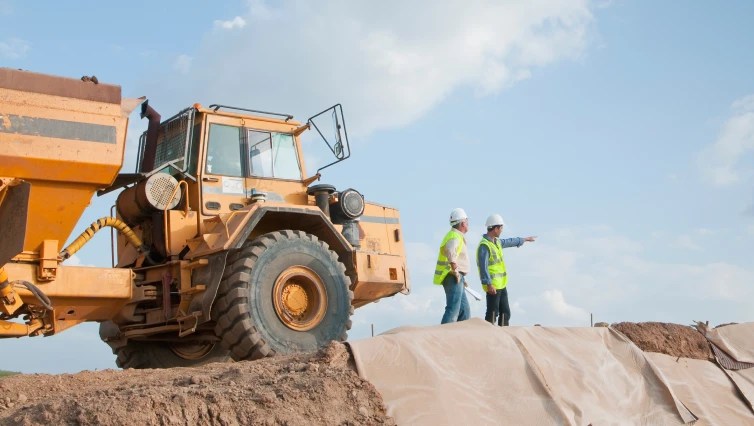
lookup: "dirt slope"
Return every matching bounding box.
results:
[612,321,712,360]
[0,342,394,426]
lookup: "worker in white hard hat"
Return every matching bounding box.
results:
[476,213,536,326]
[433,208,471,324]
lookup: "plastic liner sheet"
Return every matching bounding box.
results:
[710,343,754,371]
[349,319,696,426]
[725,368,754,413]
[704,322,754,411]
[646,353,754,425]
[706,323,754,364]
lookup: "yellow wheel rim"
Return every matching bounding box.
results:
[273,266,327,331]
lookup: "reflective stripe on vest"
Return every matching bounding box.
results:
[433,230,464,285]
[478,237,508,290]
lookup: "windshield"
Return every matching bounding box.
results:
[248,130,301,179]
[204,124,301,180]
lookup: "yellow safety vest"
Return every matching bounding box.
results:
[433,230,464,285]
[478,237,508,291]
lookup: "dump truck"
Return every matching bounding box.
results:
[0,68,409,368]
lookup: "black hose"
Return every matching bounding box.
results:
[12,280,53,311]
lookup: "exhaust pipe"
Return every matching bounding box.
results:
[306,184,336,217]
[139,101,161,172]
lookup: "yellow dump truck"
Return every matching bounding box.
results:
[0,68,409,368]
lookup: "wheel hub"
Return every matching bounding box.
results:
[170,342,216,360]
[273,266,327,331]
[281,283,309,317]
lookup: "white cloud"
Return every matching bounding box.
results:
[146,1,594,137]
[594,0,614,8]
[746,201,754,218]
[733,95,754,112]
[670,235,701,251]
[668,228,713,251]
[543,289,589,321]
[63,254,83,266]
[61,254,97,267]
[549,225,642,256]
[651,228,714,243]
[668,261,752,302]
[353,225,754,333]
[511,300,525,316]
[0,37,29,59]
[214,16,246,30]
[698,94,754,186]
[506,225,754,326]
[695,228,714,236]
[520,229,754,324]
[247,0,276,20]
[173,54,193,74]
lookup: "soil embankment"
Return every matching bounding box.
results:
[612,321,712,360]
[0,342,393,426]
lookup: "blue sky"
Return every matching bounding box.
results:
[2,0,753,373]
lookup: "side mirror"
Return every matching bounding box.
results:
[307,104,351,173]
[332,108,344,159]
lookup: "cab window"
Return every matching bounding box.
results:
[205,124,242,177]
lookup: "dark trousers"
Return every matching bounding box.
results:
[485,287,510,326]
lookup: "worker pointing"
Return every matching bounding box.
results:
[434,208,471,324]
[476,213,536,326]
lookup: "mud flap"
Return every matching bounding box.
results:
[187,251,228,322]
[0,180,30,265]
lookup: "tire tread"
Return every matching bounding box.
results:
[212,230,353,361]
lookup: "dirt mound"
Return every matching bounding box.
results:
[0,342,394,426]
[612,322,712,360]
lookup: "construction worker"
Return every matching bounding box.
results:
[434,208,471,324]
[476,214,536,326]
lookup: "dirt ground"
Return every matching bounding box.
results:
[0,322,719,425]
[611,321,712,360]
[0,342,394,426]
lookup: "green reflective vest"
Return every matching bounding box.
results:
[478,237,508,291]
[433,230,464,285]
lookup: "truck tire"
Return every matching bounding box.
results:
[212,230,353,361]
[114,340,230,369]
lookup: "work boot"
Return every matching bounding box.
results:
[500,314,509,327]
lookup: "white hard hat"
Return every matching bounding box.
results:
[449,208,468,225]
[485,213,505,228]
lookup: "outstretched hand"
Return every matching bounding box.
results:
[524,236,537,242]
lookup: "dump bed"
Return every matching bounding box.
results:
[0,68,138,256]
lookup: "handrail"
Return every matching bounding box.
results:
[207,104,293,121]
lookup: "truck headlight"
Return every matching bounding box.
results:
[330,188,364,223]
